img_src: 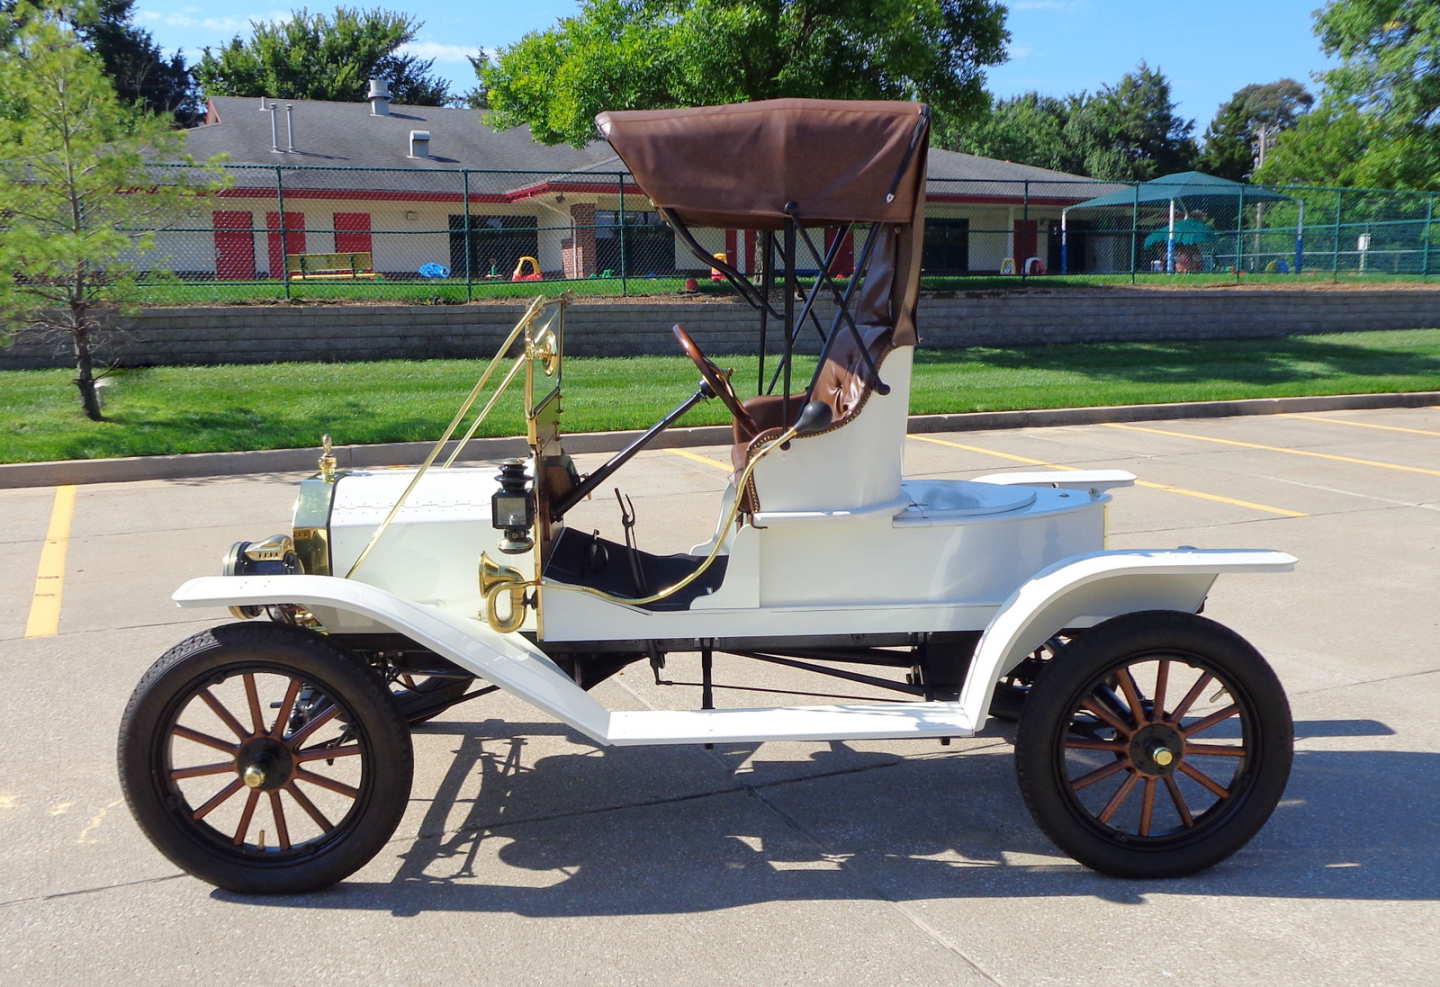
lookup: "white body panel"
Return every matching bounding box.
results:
[320,467,524,632]
[747,348,911,513]
[539,479,1107,640]
[175,549,1293,744]
[955,548,1296,727]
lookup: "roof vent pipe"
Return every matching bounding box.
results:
[409,129,430,158]
[285,104,295,152]
[269,103,279,153]
[367,78,390,116]
[257,95,268,111]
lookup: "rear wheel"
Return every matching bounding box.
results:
[1015,611,1292,878]
[118,622,413,894]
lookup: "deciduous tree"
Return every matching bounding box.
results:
[481,0,1009,147]
[0,3,224,419]
[1259,1,1439,188]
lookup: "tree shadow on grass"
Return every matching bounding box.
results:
[917,335,1440,388]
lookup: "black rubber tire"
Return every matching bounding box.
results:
[1015,611,1292,878]
[117,622,413,894]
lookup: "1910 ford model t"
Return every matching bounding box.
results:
[118,100,1295,894]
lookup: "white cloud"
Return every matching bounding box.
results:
[137,10,290,33]
[400,41,482,63]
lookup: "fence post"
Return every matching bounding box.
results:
[1129,182,1139,283]
[1021,181,1029,280]
[1423,195,1434,278]
[618,172,628,297]
[463,170,473,302]
[276,165,290,300]
[1332,190,1343,282]
[1235,185,1245,280]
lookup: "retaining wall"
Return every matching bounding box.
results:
[3,289,1438,368]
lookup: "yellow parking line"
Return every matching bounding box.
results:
[1280,413,1440,438]
[1105,422,1440,477]
[909,434,1306,518]
[24,485,77,639]
[665,447,733,471]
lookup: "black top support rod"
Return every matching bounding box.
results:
[765,219,850,395]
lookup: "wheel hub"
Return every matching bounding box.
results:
[234,737,294,791]
[1130,723,1183,776]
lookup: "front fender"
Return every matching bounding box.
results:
[957,549,1296,729]
[172,575,612,743]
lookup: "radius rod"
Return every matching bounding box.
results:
[551,384,711,519]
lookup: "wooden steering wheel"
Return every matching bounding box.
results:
[672,324,758,434]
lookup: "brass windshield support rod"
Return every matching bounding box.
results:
[550,384,711,520]
[346,295,547,579]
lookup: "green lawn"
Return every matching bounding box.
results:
[133,277,732,306]
[131,270,1436,306]
[3,328,1439,464]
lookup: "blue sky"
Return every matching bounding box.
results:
[135,1,1336,131]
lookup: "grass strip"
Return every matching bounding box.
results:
[2,328,1438,464]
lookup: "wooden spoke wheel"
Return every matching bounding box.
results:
[1015,611,1292,878]
[118,623,412,894]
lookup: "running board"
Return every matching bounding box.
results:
[605,703,975,746]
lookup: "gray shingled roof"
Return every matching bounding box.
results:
[185,96,1111,201]
[926,148,1119,199]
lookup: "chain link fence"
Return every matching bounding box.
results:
[115,165,1439,303]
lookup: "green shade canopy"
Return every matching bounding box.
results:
[1144,217,1218,248]
[1066,171,1292,212]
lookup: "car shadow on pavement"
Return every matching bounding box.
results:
[221,716,1435,915]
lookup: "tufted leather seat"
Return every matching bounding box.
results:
[729,325,895,505]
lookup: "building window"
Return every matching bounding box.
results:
[595,209,674,276]
[923,218,969,275]
[449,214,539,279]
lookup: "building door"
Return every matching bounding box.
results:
[922,218,969,274]
[1013,219,1038,266]
[266,211,306,279]
[213,210,256,280]
[333,212,372,254]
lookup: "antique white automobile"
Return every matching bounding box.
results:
[119,100,1295,894]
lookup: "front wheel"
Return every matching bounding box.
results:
[1015,611,1292,878]
[118,622,413,894]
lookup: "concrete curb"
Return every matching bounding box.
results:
[4,389,1438,489]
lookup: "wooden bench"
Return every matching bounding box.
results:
[285,251,377,281]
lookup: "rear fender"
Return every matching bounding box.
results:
[957,549,1296,729]
[172,575,612,743]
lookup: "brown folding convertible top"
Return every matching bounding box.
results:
[598,98,929,355]
[596,99,929,230]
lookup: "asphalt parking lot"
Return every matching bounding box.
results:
[3,406,1439,985]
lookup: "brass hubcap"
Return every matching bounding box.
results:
[242,764,266,788]
[1151,745,1175,767]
